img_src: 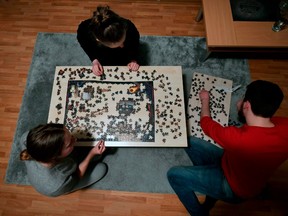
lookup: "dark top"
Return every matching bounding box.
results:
[77,18,140,66]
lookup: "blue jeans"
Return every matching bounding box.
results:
[167,137,243,216]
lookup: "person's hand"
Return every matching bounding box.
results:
[92,59,104,76]
[128,61,139,71]
[78,140,106,178]
[199,89,211,118]
[90,140,106,156]
[199,89,210,102]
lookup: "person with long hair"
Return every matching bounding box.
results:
[77,5,140,76]
[20,123,108,197]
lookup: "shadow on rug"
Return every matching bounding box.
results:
[5,33,250,193]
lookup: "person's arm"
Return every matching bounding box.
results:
[125,20,140,62]
[199,89,243,149]
[77,140,106,178]
[199,89,211,118]
[77,19,101,62]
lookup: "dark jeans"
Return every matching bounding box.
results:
[167,137,243,216]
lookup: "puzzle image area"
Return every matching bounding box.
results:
[48,66,187,147]
[187,72,233,146]
[65,80,155,143]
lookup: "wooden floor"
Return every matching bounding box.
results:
[0,0,287,215]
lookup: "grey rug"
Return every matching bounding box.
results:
[5,33,250,193]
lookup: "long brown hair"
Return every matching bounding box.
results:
[89,5,127,44]
[20,124,65,163]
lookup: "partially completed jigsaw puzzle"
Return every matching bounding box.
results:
[48,66,187,147]
[187,72,233,146]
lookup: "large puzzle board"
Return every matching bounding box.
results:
[48,66,187,147]
[187,72,233,146]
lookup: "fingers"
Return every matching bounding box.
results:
[200,88,207,93]
[93,60,139,75]
[199,89,210,100]
[92,59,104,76]
[93,65,103,76]
[96,140,106,152]
[128,62,140,71]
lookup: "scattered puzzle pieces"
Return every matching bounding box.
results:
[187,72,232,146]
[48,66,187,147]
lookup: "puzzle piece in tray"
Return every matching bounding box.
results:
[187,72,232,145]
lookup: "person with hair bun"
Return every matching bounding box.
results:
[19,123,108,197]
[77,5,140,76]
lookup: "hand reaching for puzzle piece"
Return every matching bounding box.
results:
[199,89,210,102]
[91,140,106,155]
[92,59,104,76]
[128,61,139,71]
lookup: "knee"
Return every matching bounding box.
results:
[167,166,183,183]
[88,162,108,182]
[188,136,207,149]
[167,167,175,178]
[186,136,202,153]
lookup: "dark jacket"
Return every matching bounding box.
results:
[77,18,140,66]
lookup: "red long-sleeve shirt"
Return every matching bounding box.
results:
[201,116,288,198]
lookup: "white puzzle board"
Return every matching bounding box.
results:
[187,72,233,146]
[48,66,187,147]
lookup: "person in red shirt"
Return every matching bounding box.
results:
[167,80,288,216]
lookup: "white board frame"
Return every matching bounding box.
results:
[48,66,187,147]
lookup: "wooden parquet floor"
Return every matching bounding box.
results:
[0,1,287,215]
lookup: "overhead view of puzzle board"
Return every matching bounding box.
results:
[187,72,233,147]
[48,66,187,147]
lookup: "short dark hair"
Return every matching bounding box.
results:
[243,80,283,118]
[26,123,65,163]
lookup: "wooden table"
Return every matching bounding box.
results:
[198,0,288,60]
